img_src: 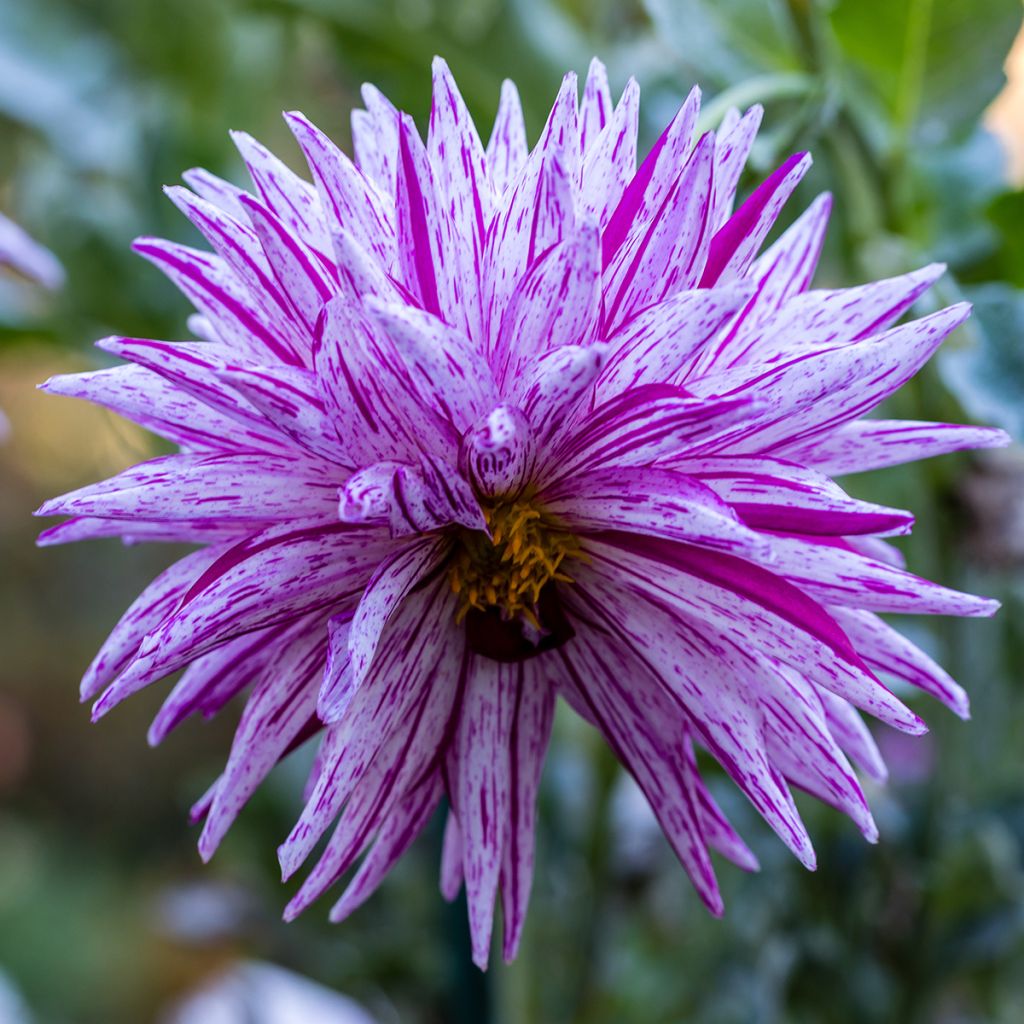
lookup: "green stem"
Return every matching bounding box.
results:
[566,743,620,1021]
[893,0,933,153]
[696,71,817,132]
[889,0,934,233]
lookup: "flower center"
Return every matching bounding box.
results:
[450,497,581,661]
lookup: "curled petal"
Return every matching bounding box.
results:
[460,404,536,499]
[340,458,485,536]
[338,462,403,524]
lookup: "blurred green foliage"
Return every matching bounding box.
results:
[1,0,1023,1022]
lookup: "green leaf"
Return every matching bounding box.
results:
[641,0,800,89]
[978,189,1024,288]
[829,0,1021,142]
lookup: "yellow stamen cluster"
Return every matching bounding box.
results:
[451,498,581,625]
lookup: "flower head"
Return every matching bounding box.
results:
[39,58,1007,967]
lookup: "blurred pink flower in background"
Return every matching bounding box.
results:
[0,211,63,440]
[0,212,64,293]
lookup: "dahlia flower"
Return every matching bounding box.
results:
[40,58,1006,967]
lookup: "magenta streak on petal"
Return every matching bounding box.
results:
[133,240,302,366]
[594,530,867,670]
[239,193,336,302]
[555,636,724,911]
[398,123,442,317]
[166,187,300,333]
[733,503,911,537]
[602,87,700,266]
[183,522,359,604]
[149,622,292,745]
[699,152,808,288]
[329,772,444,922]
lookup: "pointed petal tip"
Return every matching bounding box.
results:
[277,837,307,882]
[945,300,973,326]
[196,829,218,865]
[952,594,1002,618]
[327,900,351,925]
[739,850,761,873]
[920,260,947,280]
[360,81,391,108]
[861,816,880,844]
[780,825,817,870]
[902,714,930,737]
[694,881,726,917]
[277,858,299,885]
[810,190,833,212]
[797,845,817,871]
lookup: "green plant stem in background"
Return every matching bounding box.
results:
[890,0,934,234]
[695,70,816,133]
[566,742,620,1023]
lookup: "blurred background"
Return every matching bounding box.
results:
[2,0,1024,1021]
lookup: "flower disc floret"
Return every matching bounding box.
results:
[451,497,581,624]
[451,497,582,663]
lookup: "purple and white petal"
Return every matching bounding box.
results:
[782,418,1011,475]
[486,79,528,196]
[543,466,772,558]
[460,404,536,499]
